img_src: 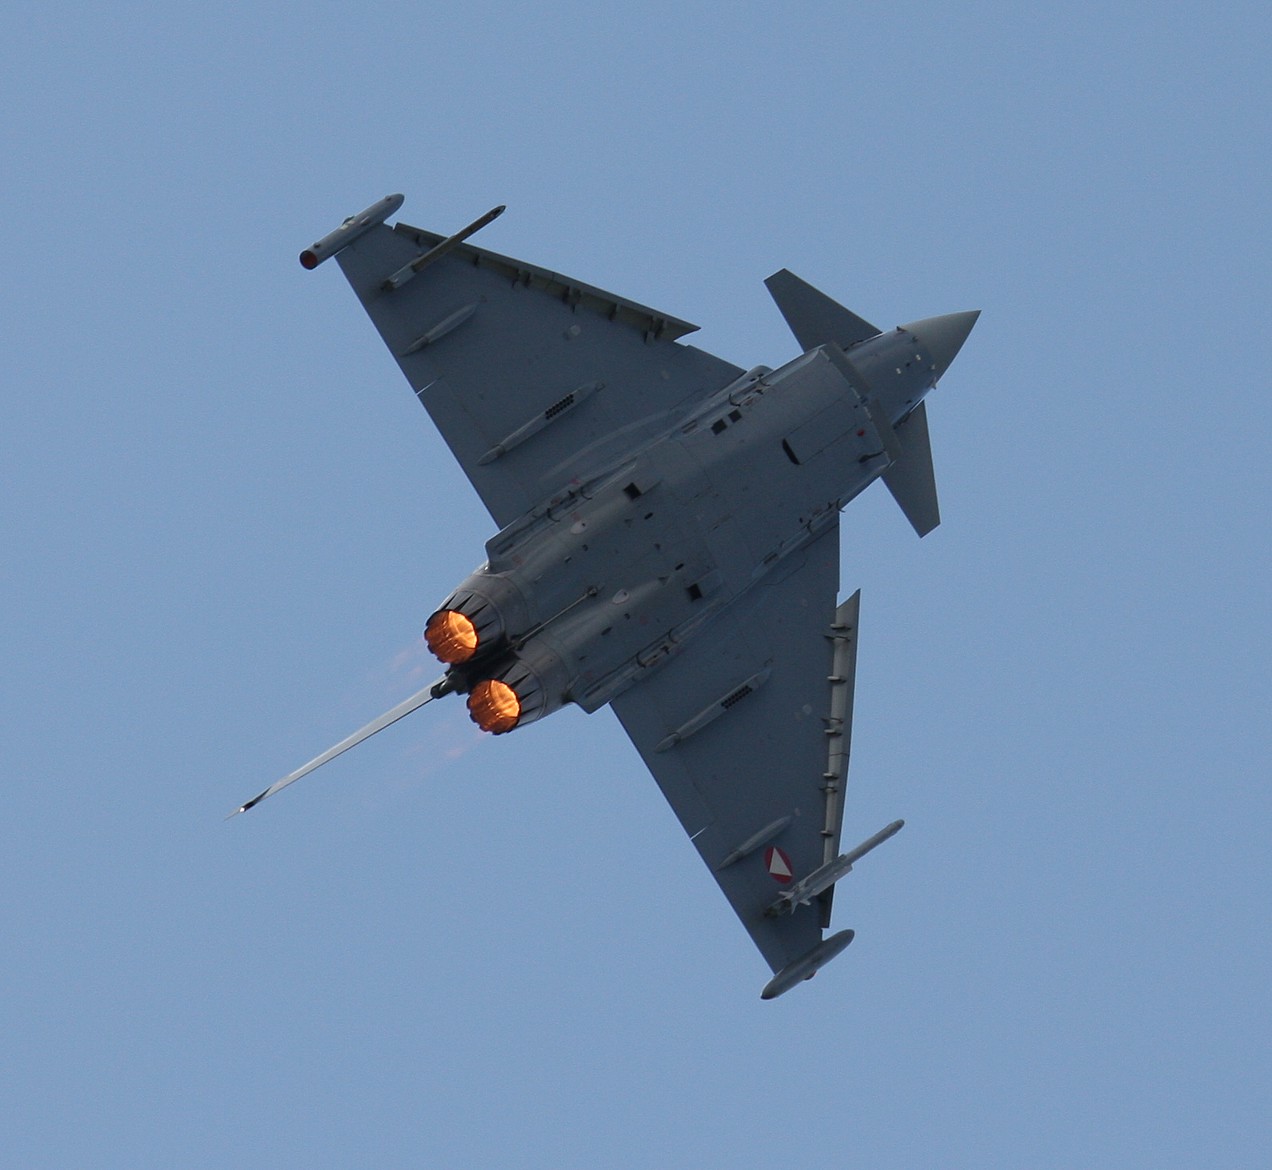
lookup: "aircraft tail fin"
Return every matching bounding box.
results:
[881,402,940,537]
[764,269,881,351]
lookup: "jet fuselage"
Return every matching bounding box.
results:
[428,314,974,731]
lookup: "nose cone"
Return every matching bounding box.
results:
[901,310,980,380]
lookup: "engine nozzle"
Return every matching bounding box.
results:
[425,609,480,664]
[466,678,522,734]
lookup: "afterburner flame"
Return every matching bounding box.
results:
[467,679,521,734]
[425,610,479,664]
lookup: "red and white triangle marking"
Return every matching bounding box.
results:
[764,846,793,884]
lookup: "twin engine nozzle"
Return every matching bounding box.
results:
[423,574,565,736]
[425,608,521,734]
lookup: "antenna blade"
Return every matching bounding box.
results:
[231,678,445,816]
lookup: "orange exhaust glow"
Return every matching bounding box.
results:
[467,679,521,734]
[425,610,479,664]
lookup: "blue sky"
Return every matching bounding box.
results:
[3,3,1269,1166]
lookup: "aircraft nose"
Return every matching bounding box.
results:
[902,310,980,380]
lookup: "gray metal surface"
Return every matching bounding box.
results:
[334,221,742,527]
[881,401,941,536]
[610,526,844,973]
[764,268,881,351]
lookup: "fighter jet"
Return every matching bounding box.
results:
[235,194,978,999]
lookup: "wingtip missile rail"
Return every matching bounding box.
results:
[756,819,903,998]
[299,193,405,269]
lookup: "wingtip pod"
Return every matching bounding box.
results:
[760,929,855,1000]
[299,193,405,269]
